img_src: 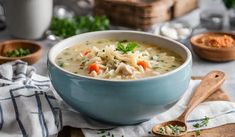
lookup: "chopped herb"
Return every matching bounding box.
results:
[107,132,110,136]
[101,135,106,137]
[5,48,31,57]
[193,116,210,136]
[59,62,64,68]
[157,124,186,135]
[171,65,176,68]
[195,130,201,136]
[97,130,106,134]
[111,134,114,137]
[153,67,160,70]
[116,41,137,54]
[63,52,70,55]
[193,116,209,128]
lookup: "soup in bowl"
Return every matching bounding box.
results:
[48,31,192,125]
[56,39,184,80]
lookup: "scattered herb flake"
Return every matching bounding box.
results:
[195,130,201,136]
[193,116,210,136]
[59,62,64,68]
[193,116,209,128]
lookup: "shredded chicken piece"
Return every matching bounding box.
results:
[115,63,133,76]
[90,71,97,77]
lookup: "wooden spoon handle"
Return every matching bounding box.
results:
[177,71,225,122]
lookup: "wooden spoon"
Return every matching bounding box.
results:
[152,71,225,137]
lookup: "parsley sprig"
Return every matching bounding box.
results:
[193,116,210,136]
[116,41,137,54]
[50,16,109,38]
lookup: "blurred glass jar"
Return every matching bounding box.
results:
[200,9,225,30]
[1,0,53,39]
[228,8,235,29]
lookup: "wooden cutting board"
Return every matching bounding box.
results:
[58,76,234,137]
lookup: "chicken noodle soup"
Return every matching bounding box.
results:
[56,39,184,79]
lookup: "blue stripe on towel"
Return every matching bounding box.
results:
[12,61,27,66]
[187,110,235,123]
[14,71,26,76]
[10,89,28,137]
[0,91,44,101]
[0,73,11,81]
[44,93,62,129]
[0,103,4,130]
[0,86,56,102]
[35,91,49,137]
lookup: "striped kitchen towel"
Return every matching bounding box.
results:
[0,60,114,137]
[1,60,235,137]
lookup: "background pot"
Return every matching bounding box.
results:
[3,0,53,39]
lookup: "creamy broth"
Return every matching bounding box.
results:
[56,39,184,79]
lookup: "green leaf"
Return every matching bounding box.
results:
[116,41,137,54]
[126,42,137,52]
[223,0,235,9]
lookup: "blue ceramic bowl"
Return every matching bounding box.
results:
[48,31,192,125]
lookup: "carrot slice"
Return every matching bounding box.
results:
[88,63,100,74]
[137,61,148,71]
[83,50,89,56]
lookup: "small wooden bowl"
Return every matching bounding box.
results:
[0,40,42,64]
[190,32,235,62]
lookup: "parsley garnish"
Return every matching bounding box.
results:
[50,16,109,38]
[116,41,137,54]
[193,116,210,136]
[59,62,64,68]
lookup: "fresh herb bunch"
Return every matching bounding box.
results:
[49,16,110,39]
[116,41,137,54]
[223,0,235,9]
[5,48,31,57]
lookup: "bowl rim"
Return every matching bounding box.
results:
[48,30,192,82]
[0,39,42,60]
[190,31,235,51]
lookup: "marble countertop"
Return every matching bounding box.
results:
[0,4,235,101]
